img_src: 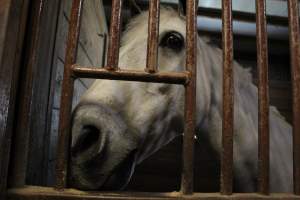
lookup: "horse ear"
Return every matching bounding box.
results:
[178,0,186,15]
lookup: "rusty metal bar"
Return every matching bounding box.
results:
[106,0,123,70]
[221,0,234,195]
[180,0,198,195]
[146,0,160,73]
[256,0,270,195]
[72,66,189,85]
[55,0,83,189]
[7,186,300,200]
[287,0,300,195]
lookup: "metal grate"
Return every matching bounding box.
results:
[6,0,300,199]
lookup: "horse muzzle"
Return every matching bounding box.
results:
[69,103,139,190]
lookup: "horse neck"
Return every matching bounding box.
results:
[198,38,293,192]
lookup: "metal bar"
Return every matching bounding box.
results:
[287,0,300,195]
[221,0,234,195]
[106,0,123,70]
[55,0,83,189]
[72,66,189,85]
[256,0,270,195]
[146,0,160,73]
[6,186,300,200]
[180,0,198,195]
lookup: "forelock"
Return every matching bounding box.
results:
[121,7,186,46]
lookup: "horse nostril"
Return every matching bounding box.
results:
[81,125,100,150]
[72,125,101,157]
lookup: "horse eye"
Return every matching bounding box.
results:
[159,31,184,53]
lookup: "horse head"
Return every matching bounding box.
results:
[69,6,293,192]
[69,8,211,190]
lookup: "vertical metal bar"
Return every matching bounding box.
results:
[55,0,83,189]
[106,0,123,70]
[181,0,198,195]
[256,0,270,195]
[287,0,300,195]
[221,0,234,195]
[146,0,160,73]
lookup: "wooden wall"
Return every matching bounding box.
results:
[0,0,30,192]
[46,0,108,185]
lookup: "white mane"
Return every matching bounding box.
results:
[199,33,293,192]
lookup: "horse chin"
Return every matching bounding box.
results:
[69,146,138,191]
[101,149,137,190]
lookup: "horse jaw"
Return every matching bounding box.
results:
[70,79,186,190]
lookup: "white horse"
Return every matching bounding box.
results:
[70,7,293,192]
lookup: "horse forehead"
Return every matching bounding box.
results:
[159,11,186,35]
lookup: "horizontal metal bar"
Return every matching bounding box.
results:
[71,65,190,85]
[6,186,300,200]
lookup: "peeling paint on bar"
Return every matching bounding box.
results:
[71,66,189,85]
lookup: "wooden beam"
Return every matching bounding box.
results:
[0,0,30,195]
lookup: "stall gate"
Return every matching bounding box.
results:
[4,0,300,199]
